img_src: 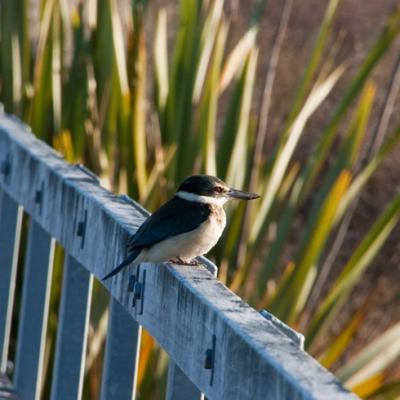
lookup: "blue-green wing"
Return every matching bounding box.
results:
[128,197,211,250]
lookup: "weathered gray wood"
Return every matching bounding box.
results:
[0,189,23,374]
[166,263,218,400]
[260,309,305,350]
[100,298,141,400]
[13,220,55,400]
[166,363,203,400]
[50,255,92,400]
[0,115,358,400]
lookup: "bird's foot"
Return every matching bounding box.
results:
[169,257,201,266]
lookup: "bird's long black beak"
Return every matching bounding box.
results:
[227,188,260,200]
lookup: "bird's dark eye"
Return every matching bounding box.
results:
[215,186,224,193]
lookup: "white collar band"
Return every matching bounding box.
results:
[175,191,228,206]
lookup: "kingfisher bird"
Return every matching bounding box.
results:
[102,175,259,280]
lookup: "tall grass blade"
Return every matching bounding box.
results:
[109,0,130,100]
[270,85,372,305]
[306,194,400,347]
[142,145,176,207]
[219,27,257,92]
[193,0,224,102]
[337,322,400,390]
[29,0,55,140]
[270,170,351,321]
[225,48,258,189]
[366,380,400,399]
[1,0,27,112]
[18,0,31,116]
[63,5,99,165]
[198,21,228,176]
[154,9,169,117]
[165,0,202,181]
[335,126,400,222]
[51,4,62,134]
[233,0,293,281]
[318,311,364,369]
[286,0,341,124]
[11,33,22,113]
[296,9,400,201]
[130,5,148,201]
[250,65,345,242]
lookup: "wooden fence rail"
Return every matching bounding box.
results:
[0,113,358,399]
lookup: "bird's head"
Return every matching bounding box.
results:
[176,175,260,206]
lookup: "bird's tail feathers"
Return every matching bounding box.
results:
[102,250,139,281]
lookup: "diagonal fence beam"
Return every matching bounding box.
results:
[0,115,358,400]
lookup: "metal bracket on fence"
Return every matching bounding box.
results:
[128,265,146,315]
[260,310,305,350]
[204,334,216,386]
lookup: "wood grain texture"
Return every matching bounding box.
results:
[50,255,92,400]
[13,221,55,400]
[0,115,358,400]
[0,189,23,374]
[166,362,203,400]
[100,298,141,400]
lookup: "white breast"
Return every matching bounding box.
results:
[135,208,226,264]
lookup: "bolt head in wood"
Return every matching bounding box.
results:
[35,190,42,204]
[1,160,10,175]
[204,349,213,370]
[77,221,85,237]
[128,275,137,292]
[132,282,143,307]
